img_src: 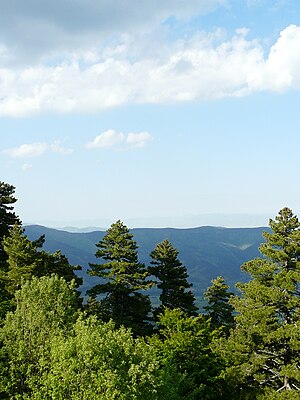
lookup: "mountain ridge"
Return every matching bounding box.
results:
[24,224,269,304]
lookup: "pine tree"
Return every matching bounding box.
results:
[149,239,198,319]
[87,220,152,335]
[2,224,40,294]
[0,182,20,319]
[38,250,82,288]
[204,276,234,335]
[2,224,82,295]
[0,182,20,265]
[223,208,300,397]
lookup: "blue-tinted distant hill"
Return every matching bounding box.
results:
[24,225,268,305]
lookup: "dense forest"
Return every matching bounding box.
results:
[1,181,300,399]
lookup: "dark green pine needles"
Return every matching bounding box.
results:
[150,239,198,319]
[88,220,153,335]
[224,207,300,395]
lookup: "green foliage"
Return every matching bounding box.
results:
[0,280,12,324]
[5,185,300,399]
[0,182,21,322]
[204,276,235,334]
[257,388,300,399]
[149,239,198,319]
[0,275,80,398]
[1,224,82,297]
[221,207,300,396]
[0,181,20,265]
[260,207,300,265]
[0,275,178,399]
[38,249,82,288]
[88,220,153,335]
[2,224,40,294]
[30,316,179,400]
[150,308,227,399]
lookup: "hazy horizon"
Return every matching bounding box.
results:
[22,212,273,231]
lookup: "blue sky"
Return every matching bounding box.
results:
[1,0,300,228]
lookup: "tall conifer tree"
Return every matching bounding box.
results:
[0,182,20,264]
[204,276,234,335]
[0,182,20,319]
[223,208,300,396]
[149,239,198,319]
[2,224,40,294]
[87,220,152,335]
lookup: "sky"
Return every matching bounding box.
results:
[1,0,300,229]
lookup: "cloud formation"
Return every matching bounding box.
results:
[86,130,153,150]
[0,0,224,65]
[0,24,300,116]
[4,141,73,158]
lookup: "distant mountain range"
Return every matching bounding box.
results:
[24,225,269,307]
[24,212,271,230]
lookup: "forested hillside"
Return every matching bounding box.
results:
[25,224,268,301]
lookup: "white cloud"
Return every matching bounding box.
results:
[86,130,125,149]
[126,132,153,148]
[86,130,153,150]
[4,141,73,158]
[262,24,300,91]
[50,140,74,155]
[0,25,300,117]
[5,142,48,158]
[0,0,225,66]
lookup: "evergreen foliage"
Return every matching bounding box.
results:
[149,239,198,319]
[38,249,82,288]
[222,207,300,397]
[2,224,41,294]
[1,224,82,295]
[0,181,20,265]
[204,276,235,334]
[0,182,20,320]
[87,220,153,335]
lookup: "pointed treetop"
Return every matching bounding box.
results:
[203,276,234,334]
[260,207,300,267]
[87,220,152,335]
[150,239,198,318]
